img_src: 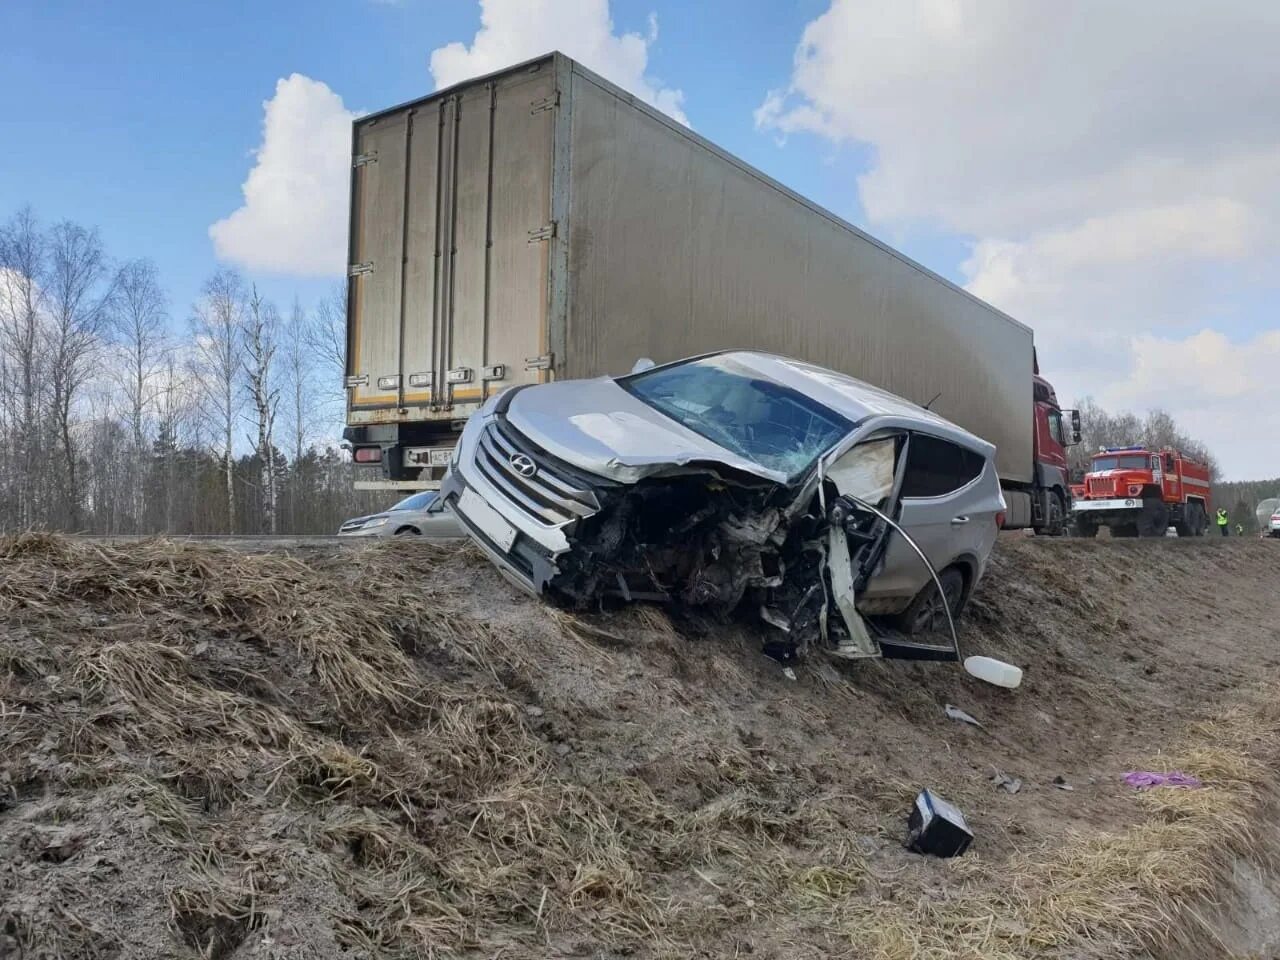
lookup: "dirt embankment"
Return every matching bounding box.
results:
[3,533,1280,959]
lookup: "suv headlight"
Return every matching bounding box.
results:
[366,516,389,527]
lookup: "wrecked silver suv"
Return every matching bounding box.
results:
[441,352,1003,660]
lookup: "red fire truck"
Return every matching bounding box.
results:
[1072,446,1212,538]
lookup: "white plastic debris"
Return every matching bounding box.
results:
[944,704,984,728]
[964,656,1023,689]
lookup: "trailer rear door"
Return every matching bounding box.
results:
[347,62,558,421]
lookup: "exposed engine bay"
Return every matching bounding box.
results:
[546,465,895,657]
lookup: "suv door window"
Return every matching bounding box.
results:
[900,434,985,499]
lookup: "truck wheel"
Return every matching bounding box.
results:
[895,568,965,636]
[1173,508,1194,537]
[1137,499,1170,538]
[1195,505,1209,536]
[1074,516,1099,538]
[1035,492,1067,537]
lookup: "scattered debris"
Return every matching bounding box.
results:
[782,667,798,682]
[905,789,973,858]
[1123,770,1203,789]
[991,770,1022,794]
[963,655,1023,689]
[944,703,984,729]
[525,705,544,717]
[1052,775,1075,791]
[762,639,798,663]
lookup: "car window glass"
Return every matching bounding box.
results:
[1048,410,1063,445]
[622,355,852,478]
[1090,455,1147,471]
[900,434,985,499]
[827,436,899,508]
[392,492,436,511]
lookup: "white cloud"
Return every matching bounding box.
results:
[761,0,1280,478]
[209,74,357,276]
[1109,330,1280,479]
[210,1,687,280]
[430,0,688,125]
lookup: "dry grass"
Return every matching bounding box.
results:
[836,695,1280,960]
[2,533,1280,958]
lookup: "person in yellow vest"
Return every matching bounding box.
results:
[1216,507,1229,536]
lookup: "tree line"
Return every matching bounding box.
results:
[0,206,390,535]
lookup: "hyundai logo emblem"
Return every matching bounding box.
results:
[509,453,537,478]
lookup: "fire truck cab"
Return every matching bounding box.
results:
[1072,446,1212,538]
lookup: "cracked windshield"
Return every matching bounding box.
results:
[623,355,851,478]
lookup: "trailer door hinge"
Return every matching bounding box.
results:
[344,374,369,388]
[524,353,554,371]
[481,364,506,381]
[530,93,559,114]
[352,152,379,168]
[348,261,374,277]
[527,223,557,243]
[446,367,473,384]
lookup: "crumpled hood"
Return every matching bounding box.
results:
[504,377,789,485]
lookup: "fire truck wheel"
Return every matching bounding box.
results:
[1074,516,1099,538]
[1137,498,1170,538]
[1193,504,1209,536]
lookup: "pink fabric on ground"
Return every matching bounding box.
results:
[1123,771,1203,789]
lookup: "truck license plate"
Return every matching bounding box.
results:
[459,488,518,552]
[404,446,455,468]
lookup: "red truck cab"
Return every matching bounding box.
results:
[1072,446,1211,538]
[1028,373,1079,535]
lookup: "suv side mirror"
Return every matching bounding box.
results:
[1069,410,1082,445]
[630,357,656,374]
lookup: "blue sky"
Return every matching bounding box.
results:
[1,0,893,317]
[2,1,1277,477]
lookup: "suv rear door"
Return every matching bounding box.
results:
[873,433,995,601]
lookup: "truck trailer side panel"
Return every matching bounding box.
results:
[346,63,557,427]
[558,63,1034,484]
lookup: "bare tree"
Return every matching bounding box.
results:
[110,259,169,531]
[242,286,280,534]
[0,208,48,527]
[153,355,192,533]
[45,220,115,529]
[308,282,347,412]
[283,298,312,462]
[190,270,244,533]
[281,298,313,531]
[111,260,168,447]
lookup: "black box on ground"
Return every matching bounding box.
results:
[905,789,972,857]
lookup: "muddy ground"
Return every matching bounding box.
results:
[2,533,1280,959]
